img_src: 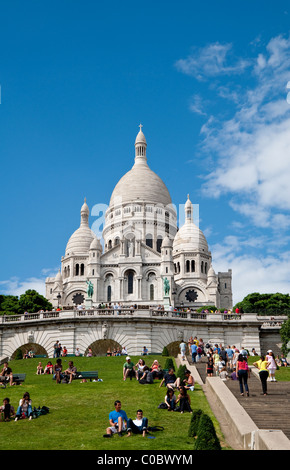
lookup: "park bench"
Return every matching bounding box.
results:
[53,370,99,383]
[0,373,26,389]
[74,371,99,382]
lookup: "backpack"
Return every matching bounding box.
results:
[157,402,168,409]
[32,406,50,418]
[147,426,164,432]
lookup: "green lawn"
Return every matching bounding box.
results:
[0,355,229,450]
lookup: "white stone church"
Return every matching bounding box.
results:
[45,126,232,310]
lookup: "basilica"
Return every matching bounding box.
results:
[45,127,232,310]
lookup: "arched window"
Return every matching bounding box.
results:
[205,262,208,275]
[114,237,120,246]
[126,270,134,294]
[150,284,154,301]
[191,260,195,272]
[146,234,153,248]
[80,264,85,276]
[156,236,163,253]
[177,262,180,274]
[201,261,204,273]
[186,260,190,273]
[75,264,79,276]
[107,285,112,302]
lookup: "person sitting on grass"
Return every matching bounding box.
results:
[135,358,146,380]
[165,388,176,411]
[159,367,177,390]
[150,359,163,379]
[123,356,135,381]
[0,362,14,386]
[53,358,63,384]
[126,409,148,437]
[103,400,128,437]
[0,397,16,421]
[64,361,78,383]
[44,361,53,374]
[176,369,195,391]
[175,386,193,414]
[15,392,33,421]
[36,362,44,375]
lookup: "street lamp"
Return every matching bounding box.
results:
[57,293,61,309]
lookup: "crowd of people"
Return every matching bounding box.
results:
[1,331,289,434]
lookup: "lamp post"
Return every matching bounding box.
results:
[57,293,61,309]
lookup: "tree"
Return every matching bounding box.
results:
[0,295,22,315]
[234,292,290,315]
[193,413,221,450]
[18,290,53,313]
[0,290,53,315]
[188,409,203,437]
[280,318,290,355]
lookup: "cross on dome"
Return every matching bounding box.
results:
[139,123,143,132]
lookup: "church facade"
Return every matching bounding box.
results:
[45,127,232,310]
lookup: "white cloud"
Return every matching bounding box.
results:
[212,237,290,304]
[0,267,59,297]
[0,277,46,297]
[189,94,207,115]
[175,42,251,80]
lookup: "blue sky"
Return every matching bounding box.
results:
[1,0,290,304]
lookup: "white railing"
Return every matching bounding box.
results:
[0,309,287,326]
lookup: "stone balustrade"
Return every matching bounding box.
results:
[0,309,287,326]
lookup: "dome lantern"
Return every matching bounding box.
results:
[134,123,147,165]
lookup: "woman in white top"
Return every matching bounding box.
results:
[135,359,146,380]
[266,351,277,382]
[15,392,33,421]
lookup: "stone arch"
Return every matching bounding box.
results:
[84,339,122,356]
[11,343,48,360]
[164,341,182,358]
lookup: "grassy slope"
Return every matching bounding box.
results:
[0,355,228,450]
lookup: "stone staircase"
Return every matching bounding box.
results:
[190,355,290,441]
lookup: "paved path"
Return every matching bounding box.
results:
[191,356,290,441]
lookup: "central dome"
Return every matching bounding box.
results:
[109,126,172,207]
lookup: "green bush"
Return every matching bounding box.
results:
[176,364,187,381]
[15,348,23,360]
[193,413,221,450]
[164,358,175,371]
[188,409,203,437]
[162,346,169,356]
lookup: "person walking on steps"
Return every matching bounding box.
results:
[236,353,250,397]
[253,355,270,396]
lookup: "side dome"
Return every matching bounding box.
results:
[65,199,96,255]
[65,226,96,255]
[173,195,209,253]
[173,223,208,252]
[90,237,102,251]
